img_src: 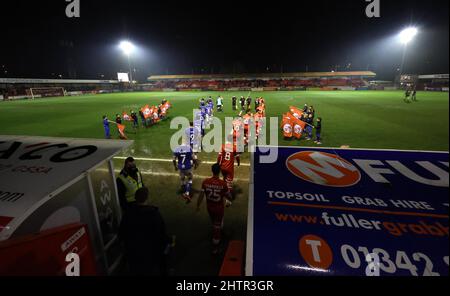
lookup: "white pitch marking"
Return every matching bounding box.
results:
[130,170,249,182]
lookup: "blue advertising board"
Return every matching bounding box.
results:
[246,146,449,276]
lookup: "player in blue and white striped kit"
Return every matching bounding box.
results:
[206,99,214,125]
[199,98,206,108]
[195,108,206,137]
[173,144,198,202]
[185,121,202,152]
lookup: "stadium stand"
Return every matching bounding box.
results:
[0,78,125,100]
[145,71,375,91]
[418,74,449,91]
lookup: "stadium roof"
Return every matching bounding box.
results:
[147,71,377,81]
[418,74,449,80]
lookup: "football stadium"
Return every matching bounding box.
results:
[0,0,449,286]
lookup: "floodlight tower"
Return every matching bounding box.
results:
[398,27,418,76]
[119,41,135,83]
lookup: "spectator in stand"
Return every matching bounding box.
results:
[119,187,172,275]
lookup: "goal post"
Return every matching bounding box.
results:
[27,87,66,99]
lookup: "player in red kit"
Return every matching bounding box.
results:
[197,164,232,254]
[232,117,243,142]
[217,141,240,192]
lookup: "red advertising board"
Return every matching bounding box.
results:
[0,223,97,276]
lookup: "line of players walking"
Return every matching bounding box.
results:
[231,95,264,113]
[172,95,261,254]
[119,94,266,258]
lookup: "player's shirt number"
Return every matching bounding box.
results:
[205,188,222,202]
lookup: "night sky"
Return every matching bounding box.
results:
[0,0,448,81]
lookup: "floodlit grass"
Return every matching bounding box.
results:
[1,91,448,153]
[1,90,448,275]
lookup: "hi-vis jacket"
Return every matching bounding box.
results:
[118,172,144,203]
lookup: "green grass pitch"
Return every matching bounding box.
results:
[0,90,448,275]
[1,91,448,152]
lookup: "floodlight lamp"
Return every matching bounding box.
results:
[399,27,418,45]
[119,41,135,56]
